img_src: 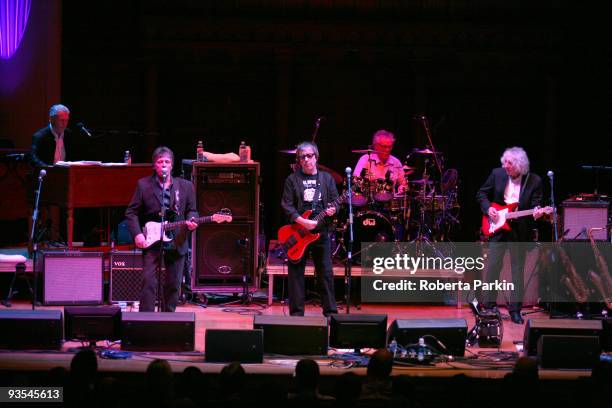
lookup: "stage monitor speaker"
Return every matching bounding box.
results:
[253,315,328,355]
[121,312,195,351]
[42,250,104,305]
[0,310,63,349]
[523,318,603,356]
[537,334,601,369]
[561,200,609,241]
[109,250,166,303]
[205,329,263,363]
[190,162,260,288]
[193,222,256,285]
[387,318,468,357]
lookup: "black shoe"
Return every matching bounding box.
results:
[510,311,524,324]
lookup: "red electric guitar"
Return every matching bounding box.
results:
[481,202,553,237]
[278,189,350,263]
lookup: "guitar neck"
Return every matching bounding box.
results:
[311,190,349,222]
[505,208,534,220]
[165,215,212,231]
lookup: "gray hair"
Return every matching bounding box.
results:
[500,146,530,176]
[295,141,319,161]
[152,146,174,163]
[372,129,395,145]
[49,104,70,117]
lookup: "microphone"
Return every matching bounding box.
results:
[316,116,326,124]
[237,238,250,247]
[38,169,47,181]
[345,167,352,176]
[76,122,93,137]
[385,170,391,180]
[547,170,554,179]
[161,168,168,181]
[359,168,366,178]
[412,114,426,120]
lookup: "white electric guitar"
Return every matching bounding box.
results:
[142,208,232,248]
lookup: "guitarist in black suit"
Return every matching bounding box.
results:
[125,146,198,312]
[281,141,339,316]
[476,147,546,324]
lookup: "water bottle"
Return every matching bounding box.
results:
[196,140,204,162]
[239,141,248,162]
[124,150,131,165]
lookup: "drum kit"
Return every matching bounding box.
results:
[279,143,461,262]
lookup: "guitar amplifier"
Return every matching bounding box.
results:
[561,200,609,241]
[42,251,104,305]
[109,251,166,303]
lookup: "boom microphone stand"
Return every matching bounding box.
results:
[156,169,168,312]
[30,169,47,310]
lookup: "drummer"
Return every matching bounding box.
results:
[354,129,408,194]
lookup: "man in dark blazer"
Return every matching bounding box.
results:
[30,104,71,166]
[125,146,198,312]
[476,147,546,324]
[281,141,339,316]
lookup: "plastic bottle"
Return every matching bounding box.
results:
[239,141,248,162]
[124,150,131,165]
[196,140,204,162]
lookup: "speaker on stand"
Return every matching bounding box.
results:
[185,162,260,295]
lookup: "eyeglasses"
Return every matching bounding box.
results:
[299,153,316,160]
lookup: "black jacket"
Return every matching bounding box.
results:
[281,169,339,230]
[125,174,198,255]
[30,126,70,166]
[476,167,543,240]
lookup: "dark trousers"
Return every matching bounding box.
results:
[288,233,337,316]
[140,248,185,312]
[484,229,526,312]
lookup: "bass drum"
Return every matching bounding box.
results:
[343,210,396,263]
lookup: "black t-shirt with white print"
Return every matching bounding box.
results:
[301,173,325,214]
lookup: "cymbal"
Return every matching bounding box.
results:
[409,179,433,185]
[279,149,297,154]
[351,148,383,154]
[412,148,442,155]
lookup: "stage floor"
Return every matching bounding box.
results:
[1,299,592,380]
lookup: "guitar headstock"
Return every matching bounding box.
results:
[212,208,233,223]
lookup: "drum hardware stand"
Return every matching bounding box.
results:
[344,167,355,313]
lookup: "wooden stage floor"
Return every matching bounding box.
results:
[0,299,594,380]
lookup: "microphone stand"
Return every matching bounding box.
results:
[156,172,168,312]
[416,115,443,175]
[30,170,46,310]
[344,169,354,314]
[548,173,559,242]
[311,117,323,143]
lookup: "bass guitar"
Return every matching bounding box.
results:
[142,208,232,249]
[278,190,350,263]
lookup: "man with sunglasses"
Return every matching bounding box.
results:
[354,129,407,194]
[281,141,339,316]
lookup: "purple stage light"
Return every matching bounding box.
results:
[0,0,31,59]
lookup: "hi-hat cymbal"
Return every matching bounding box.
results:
[410,179,433,185]
[279,148,297,154]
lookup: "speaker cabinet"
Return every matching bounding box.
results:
[561,200,609,241]
[205,329,264,363]
[537,335,601,369]
[188,162,260,288]
[253,315,328,355]
[42,250,104,305]
[523,318,603,356]
[0,310,63,349]
[387,318,468,357]
[109,250,166,303]
[121,312,195,351]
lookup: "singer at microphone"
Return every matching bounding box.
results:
[125,146,199,312]
[30,104,71,166]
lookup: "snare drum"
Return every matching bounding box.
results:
[373,178,394,203]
